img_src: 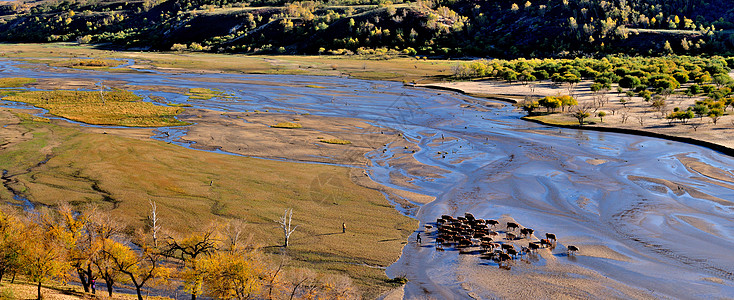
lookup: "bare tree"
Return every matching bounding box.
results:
[148,200,161,248]
[592,93,607,110]
[620,112,630,124]
[97,82,106,105]
[223,219,247,251]
[278,208,298,248]
[287,268,317,300]
[265,255,290,299]
[637,115,645,127]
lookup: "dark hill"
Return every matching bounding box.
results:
[0,0,732,57]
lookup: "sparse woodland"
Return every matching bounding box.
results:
[452,56,734,127]
[0,203,359,300]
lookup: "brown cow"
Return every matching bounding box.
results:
[540,238,553,248]
[458,239,473,248]
[506,232,517,240]
[506,222,519,231]
[528,242,540,252]
[480,241,494,251]
[501,243,514,251]
[567,245,579,255]
[497,253,512,262]
[486,219,499,228]
[506,248,518,258]
[520,228,534,238]
[545,233,557,241]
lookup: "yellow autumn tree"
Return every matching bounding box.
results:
[57,204,98,294]
[0,207,24,282]
[107,230,171,300]
[87,210,127,298]
[201,249,266,299]
[558,95,578,112]
[93,237,129,297]
[163,229,219,300]
[19,209,71,300]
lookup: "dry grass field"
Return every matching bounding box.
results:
[0,108,415,297]
[3,90,188,127]
[0,43,453,83]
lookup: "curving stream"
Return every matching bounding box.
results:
[2,59,733,298]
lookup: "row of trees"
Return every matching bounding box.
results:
[519,94,578,113]
[0,203,358,300]
[454,56,733,88]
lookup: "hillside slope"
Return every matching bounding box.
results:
[0,0,732,57]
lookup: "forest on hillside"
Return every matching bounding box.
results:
[0,0,733,57]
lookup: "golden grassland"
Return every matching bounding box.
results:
[3,90,188,127]
[320,138,352,145]
[522,113,596,126]
[0,77,36,88]
[270,122,303,129]
[0,43,453,83]
[0,109,415,297]
[17,58,124,71]
[186,87,225,100]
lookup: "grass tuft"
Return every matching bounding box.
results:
[187,88,224,100]
[320,138,352,145]
[0,77,36,88]
[271,122,303,129]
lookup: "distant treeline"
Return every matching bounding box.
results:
[0,0,733,57]
[454,56,734,90]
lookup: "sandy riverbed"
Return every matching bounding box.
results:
[426,74,734,150]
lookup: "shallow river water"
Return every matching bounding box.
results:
[2,59,733,298]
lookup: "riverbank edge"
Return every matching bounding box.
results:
[419,83,734,158]
[417,84,520,103]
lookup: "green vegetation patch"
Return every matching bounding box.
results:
[320,138,352,145]
[22,58,124,70]
[271,122,303,129]
[54,59,123,69]
[0,77,36,88]
[187,87,224,100]
[454,56,731,92]
[4,90,188,127]
[523,114,585,126]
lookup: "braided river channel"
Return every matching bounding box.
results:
[2,59,733,299]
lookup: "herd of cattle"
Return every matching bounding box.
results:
[426,213,579,266]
